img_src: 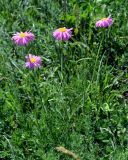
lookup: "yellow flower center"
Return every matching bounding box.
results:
[19,32,26,38]
[58,27,67,32]
[30,57,36,63]
[101,18,108,21]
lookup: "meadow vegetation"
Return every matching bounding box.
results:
[0,0,128,159]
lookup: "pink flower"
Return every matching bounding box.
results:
[12,31,35,46]
[25,54,41,69]
[96,17,113,28]
[53,27,73,41]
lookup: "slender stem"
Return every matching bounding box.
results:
[61,51,63,74]
[63,0,67,20]
[91,31,105,88]
[96,53,105,85]
[60,42,64,82]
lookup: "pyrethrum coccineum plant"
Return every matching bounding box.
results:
[0,0,127,160]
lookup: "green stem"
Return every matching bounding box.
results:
[61,51,63,76]
[60,42,64,82]
[90,31,105,88]
[63,0,67,21]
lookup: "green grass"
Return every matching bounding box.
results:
[0,0,128,159]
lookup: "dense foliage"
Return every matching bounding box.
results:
[0,0,128,159]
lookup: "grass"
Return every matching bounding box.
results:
[0,0,128,159]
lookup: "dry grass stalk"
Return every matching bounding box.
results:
[56,146,80,160]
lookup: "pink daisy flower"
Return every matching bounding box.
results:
[12,31,35,46]
[53,27,73,41]
[25,54,41,69]
[96,17,113,28]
